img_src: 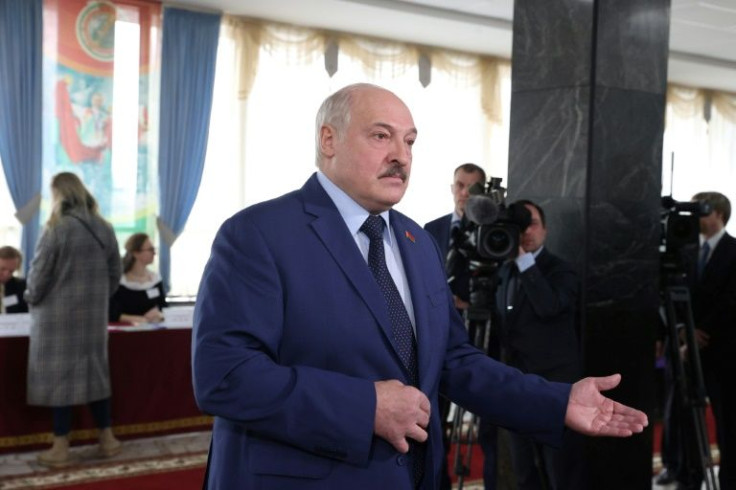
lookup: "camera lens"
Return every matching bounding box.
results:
[480,226,514,259]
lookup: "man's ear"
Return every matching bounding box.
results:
[320,124,336,158]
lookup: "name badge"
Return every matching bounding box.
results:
[3,294,19,307]
[146,287,160,299]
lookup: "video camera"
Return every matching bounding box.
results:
[660,195,711,276]
[449,177,532,265]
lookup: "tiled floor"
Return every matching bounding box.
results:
[651,468,721,490]
[0,432,720,490]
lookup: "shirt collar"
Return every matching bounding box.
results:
[702,228,725,250]
[316,171,392,244]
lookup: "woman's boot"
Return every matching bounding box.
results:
[37,436,76,467]
[98,427,122,457]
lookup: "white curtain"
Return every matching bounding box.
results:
[664,85,736,235]
[169,18,512,296]
[169,20,736,297]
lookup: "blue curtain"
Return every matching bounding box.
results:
[158,8,220,292]
[0,0,43,275]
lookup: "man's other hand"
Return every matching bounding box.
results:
[374,380,430,453]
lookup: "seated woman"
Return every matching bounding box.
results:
[110,233,167,324]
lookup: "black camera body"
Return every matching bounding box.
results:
[660,195,711,276]
[444,177,531,315]
[451,177,531,264]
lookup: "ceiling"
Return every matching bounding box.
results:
[166,0,736,93]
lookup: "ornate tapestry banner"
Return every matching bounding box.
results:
[42,0,160,238]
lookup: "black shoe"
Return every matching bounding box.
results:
[655,468,675,485]
[675,481,702,490]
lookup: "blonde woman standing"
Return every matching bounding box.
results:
[25,172,122,467]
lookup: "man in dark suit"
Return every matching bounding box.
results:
[0,246,28,314]
[424,163,486,312]
[688,191,736,490]
[424,163,490,490]
[192,83,648,490]
[495,200,586,489]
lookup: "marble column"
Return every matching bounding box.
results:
[507,1,670,488]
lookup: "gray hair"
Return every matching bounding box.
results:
[314,83,383,168]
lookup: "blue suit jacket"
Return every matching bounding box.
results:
[192,174,570,489]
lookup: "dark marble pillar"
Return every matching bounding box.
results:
[507,1,671,488]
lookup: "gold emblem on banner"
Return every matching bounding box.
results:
[76,1,116,62]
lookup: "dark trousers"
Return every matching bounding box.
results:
[703,359,735,490]
[478,417,498,490]
[439,395,452,490]
[507,429,587,490]
[52,398,112,436]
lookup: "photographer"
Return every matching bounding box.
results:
[688,191,736,490]
[425,163,487,312]
[495,200,586,490]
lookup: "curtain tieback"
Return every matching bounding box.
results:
[14,193,41,224]
[156,216,178,247]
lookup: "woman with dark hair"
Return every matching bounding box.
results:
[109,232,166,324]
[25,172,122,467]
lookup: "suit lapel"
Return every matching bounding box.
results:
[497,261,519,325]
[300,176,397,367]
[438,214,452,261]
[391,211,433,388]
[702,233,733,281]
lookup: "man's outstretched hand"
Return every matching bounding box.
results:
[565,374,648,437]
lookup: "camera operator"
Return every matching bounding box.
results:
[425,163,487,312]
[688,191,736,490]
[495,200,586,490]
[424,162,488,490]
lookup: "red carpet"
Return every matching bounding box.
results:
[444,404,718,484]
[46,466,205,489]
[447,442,484,483]
[7,408,715,489]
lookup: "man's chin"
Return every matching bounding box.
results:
[375,191,407,210]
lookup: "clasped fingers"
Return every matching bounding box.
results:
[374,380,431,452]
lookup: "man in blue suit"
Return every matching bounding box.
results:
[192,83,648,490]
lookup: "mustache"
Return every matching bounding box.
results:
[380,165,408,181]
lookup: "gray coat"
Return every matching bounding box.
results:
[25,212,121,406]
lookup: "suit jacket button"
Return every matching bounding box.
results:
[396,454,407,466]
